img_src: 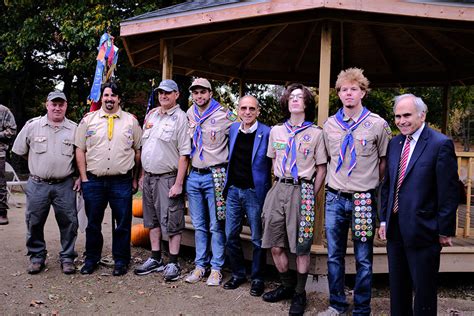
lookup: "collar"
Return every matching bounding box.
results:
[159,104,179,116]
[409,123,425,143]
[239,120,258,134]
[99,107,122,118]
[343,107,363,122]
[40,115,70,129]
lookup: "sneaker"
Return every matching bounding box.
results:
[317,306,347,316]
[185,266,206,284]
[133,258,165,275]
[163,262,181,281]
[206,269,222,286]
[0,214,8,225]
[61,262,76,275]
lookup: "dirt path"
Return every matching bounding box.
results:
[1,194,473,315]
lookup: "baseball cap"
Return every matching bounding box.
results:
[47,90,67,101]
[189,78,212,91]
[157,79,179,92]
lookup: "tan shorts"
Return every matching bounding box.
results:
[261,182,304,254]
[142,172,185,236]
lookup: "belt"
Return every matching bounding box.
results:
[86,170,132,179]
[30,175,69,185]
[145,171,177,177]
[327,186,353,200]
[275,177,312,185]
[191,164,227,175]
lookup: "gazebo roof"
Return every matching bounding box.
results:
[120,0,474,87]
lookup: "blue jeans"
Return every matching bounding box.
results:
[186,170,225,270]
[225,186,265,281]
[325,191,373,316]
[82,173,133,266]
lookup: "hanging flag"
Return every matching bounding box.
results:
[145,79,156,116]
[88,31,119,112]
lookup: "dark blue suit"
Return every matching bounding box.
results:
[223,121,272,281]
[380,125,458,316]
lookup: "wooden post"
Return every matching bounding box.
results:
[314,21,332,247]
[239,79,245,97]
[161,39,174,80]
[441,85,450,134]
[465,157,472,237]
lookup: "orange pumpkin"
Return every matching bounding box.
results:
[131,223,150,247]
[132,198,143,218]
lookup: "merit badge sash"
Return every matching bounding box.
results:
[297,182,315,254]
[352,192,375,242]
[211,166,227,221]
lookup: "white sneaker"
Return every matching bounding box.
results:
[206,269,222,286]
[317,306,346,316]
[185,266,205,284]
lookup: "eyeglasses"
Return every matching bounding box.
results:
[289,94,304,100]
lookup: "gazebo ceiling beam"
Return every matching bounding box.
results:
[205,29,259,62]
[134,45,161,67]
[293,22,319,73]
[238,25,287,71]
[402,27,448,70]
[129,40,160,56]
[175,35,204,49]
[432,31,474,56]
[367,25,398,76]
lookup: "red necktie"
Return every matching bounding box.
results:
[393,135,413,213]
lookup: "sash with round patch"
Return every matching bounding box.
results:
[211,166,227,221]
[352,191,375,242]
[296,181,315,255]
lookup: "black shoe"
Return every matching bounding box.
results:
[289,291,307,316]
[80,262,98,275]
[262,285,295,303]
[113,264,128,276]
[223,277,247,290]
[250,280,265,296]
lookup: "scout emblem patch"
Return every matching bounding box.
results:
[211,166,227,221]
[296,182,315,255]
[352,192,375,242]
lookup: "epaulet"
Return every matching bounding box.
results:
[148,107,159,115]
[26,116,41,124]
[82,111,93,119]
[368,112,382,119]
[275,123,284,126]
[65,117,78,127]
[311,124,322,130]
[224,108,237,122]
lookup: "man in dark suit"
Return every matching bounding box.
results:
[379,94,459,316]
[222,95,272,296]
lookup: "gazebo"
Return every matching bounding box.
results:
[120,0,474,273]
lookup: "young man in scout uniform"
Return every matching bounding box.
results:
[75,82,142,276]
[134,79,191,281]
[319,68,391,316]
[261,83,327,316]
[0,103,16,225]
[185,78,236,286]
[222,95,272,296]
[12,90,80,274]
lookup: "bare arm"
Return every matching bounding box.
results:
[75,147,88,182]
[313,163,327,195]
[378,156,387,182]
[132,149,141,194]
[169,155,189,197]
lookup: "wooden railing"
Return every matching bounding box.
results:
[457,152,473,238]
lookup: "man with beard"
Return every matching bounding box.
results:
[75,82,142,276]
[134,79,191,281]
[185,78,236,286]
[319,68,391,316]
[13,90,80,274]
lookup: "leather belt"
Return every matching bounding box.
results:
[275,177,313,185]
[327,186,353,200]
[145,171,177,177]
[30,175,69,185]
[191,164,227,175]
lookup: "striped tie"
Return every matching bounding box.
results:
[393,135,413,213]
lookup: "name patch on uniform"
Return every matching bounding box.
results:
[273,141,286,150]
[34,136,46,142]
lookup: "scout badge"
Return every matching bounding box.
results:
[211,166,227,221]
[352,192,375,242]
[297,181,315,255]
[334,107,371,175]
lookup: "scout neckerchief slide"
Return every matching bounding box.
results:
[281,120,312,181]
[352,191,375,242]
[211,166,226,221]
[190,98,221,160]
[296,181,315,255]
[334,107,371,176]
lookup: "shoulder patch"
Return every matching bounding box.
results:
[383,121,392,136]
[226,109,237,122]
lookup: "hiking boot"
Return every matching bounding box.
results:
[163,262,181,281]
[27,262,45,274]
[61,262,76,275]
[0,214,8,225]
[262,285,295,303]
[206,269,222,286]
[134,257,165,275]
[185,266,206,284]
[289,291,307,316]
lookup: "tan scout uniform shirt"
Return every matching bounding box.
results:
[323,110,391,192]
[142,105,191,174]
[12,115,76,179]
[267,124,327,180]
[74,108,142,176]
[186,105,234,169]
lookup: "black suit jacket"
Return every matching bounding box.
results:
[380,126,459,247]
